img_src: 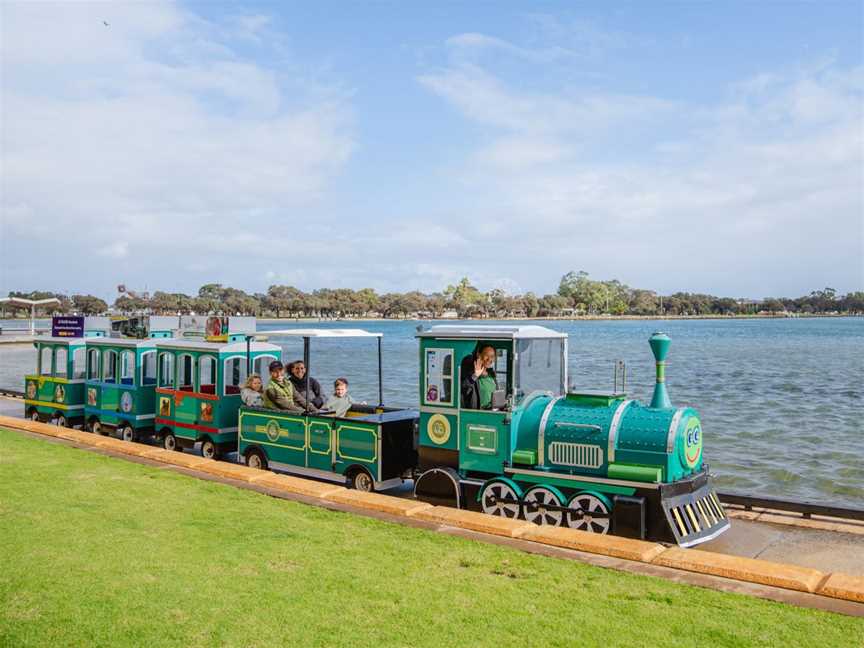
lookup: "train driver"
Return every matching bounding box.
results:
[461,344,497,410]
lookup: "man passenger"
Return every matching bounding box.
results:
[288,360,325,410]
[461,343,497,410]
[263,361,303,412]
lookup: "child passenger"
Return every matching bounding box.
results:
[324,377,355,417]
[241,374,265,407]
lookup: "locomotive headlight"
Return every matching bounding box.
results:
[679,415,703,470]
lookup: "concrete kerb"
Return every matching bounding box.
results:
[1,413,862,608]
[652,547,826,593]
[819,573,864,603]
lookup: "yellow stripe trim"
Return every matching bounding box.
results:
[685,504,701,533]
[671,507,687,536]
[698,499,716,526]
[24,399,81,411]
[710,492,725,518]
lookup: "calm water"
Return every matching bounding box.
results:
[2,317,862,508]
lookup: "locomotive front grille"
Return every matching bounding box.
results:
[547,442,603,469]
[662,486,729,547]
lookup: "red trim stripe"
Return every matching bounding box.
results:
[155,417,218,433]
[155,387,219,401]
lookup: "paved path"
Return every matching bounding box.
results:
[2,395,861,578]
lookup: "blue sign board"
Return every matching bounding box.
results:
[52,316,84,338]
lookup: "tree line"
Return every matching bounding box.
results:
[3,273,863,319]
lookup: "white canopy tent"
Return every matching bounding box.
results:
[0,297,61,336]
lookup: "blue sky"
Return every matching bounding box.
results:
[1,1,862,302]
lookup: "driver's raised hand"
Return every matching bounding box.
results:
[473,356,485,378]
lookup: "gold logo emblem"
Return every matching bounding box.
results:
[427,414,451,445]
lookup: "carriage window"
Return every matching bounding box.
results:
[158,353,175,388]
[39,346,53,376]
[424,348,453,405]
[199,355,216,394]
[177,354,195,392]
[72,347,86,379]
[224,357,247,395]
[87,348,101,380]
[253,355,278,381]
[141,352,156,385]
[120,350,135,385]
[55,347,68,378]
[103,350,118,383]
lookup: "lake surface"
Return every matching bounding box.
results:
[2,317,862,508]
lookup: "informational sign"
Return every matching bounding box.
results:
[52,316,84,338]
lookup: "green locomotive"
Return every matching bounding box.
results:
[412,325,729,546]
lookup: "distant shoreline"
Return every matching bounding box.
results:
[1,313,859,328]
[256,313,860,323]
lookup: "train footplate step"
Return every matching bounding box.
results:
[662,483,730,547]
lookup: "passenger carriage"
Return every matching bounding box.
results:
[24,318,110,427]
[154,336,282,459]
[238,329,419,491]
[83,337,160,441]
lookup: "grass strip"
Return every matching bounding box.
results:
[1,428,861,648]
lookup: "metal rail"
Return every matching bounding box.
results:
[718,491,864,522]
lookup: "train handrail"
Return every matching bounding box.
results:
[718,491,864,522]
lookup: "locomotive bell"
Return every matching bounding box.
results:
[649,332,672,409]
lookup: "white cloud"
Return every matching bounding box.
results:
[418,34,864,296]
[0,1,353,297]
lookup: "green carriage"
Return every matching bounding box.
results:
[238,329,418,491]
[24,318,110,427]
[83,337,161,441]
[153,337,282,458]
[412,325,729,546]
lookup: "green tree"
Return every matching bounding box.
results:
[71,294,108,315]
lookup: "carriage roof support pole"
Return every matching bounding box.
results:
[303,336,310,415]
[377,335,383,407]
[245,335,253,375]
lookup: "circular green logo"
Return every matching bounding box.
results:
[265,420,280,442]
[681,416,703,468]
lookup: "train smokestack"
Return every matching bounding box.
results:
[649,332,672,409]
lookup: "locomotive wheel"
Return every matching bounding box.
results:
[246,448,268,471]
[91,420,105,436]
[480,481,521,519]
[120,425,135,442]
[350,469,374,492]
[567,493,611,534]
[522,486,565,526]
[29,409,40,422]
[54,414,68,428]
[201,439,219,460]
[163,433,178,452]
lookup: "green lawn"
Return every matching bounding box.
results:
[0,428,861,648]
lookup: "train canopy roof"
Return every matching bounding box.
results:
[261,328,382,338]
[31,337,88,345]
[85,337,158,349]
[154,339,281,354]
[416,324,566,340]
